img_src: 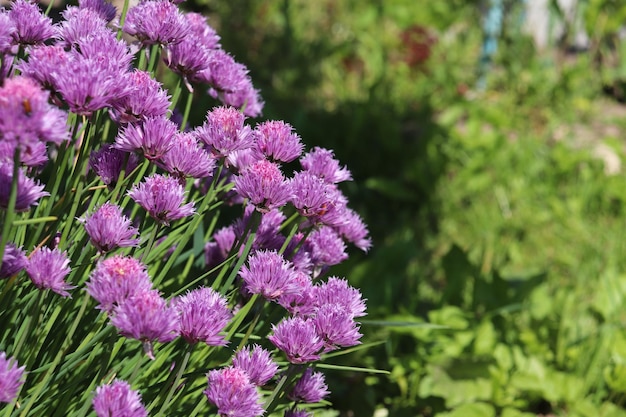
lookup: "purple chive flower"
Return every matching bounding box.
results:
[312,303,362,352]
[8,0,57,46]
[300,147,352,184]
[173,286,231,346]
[289,368,330,403]
[58,7,108,46]
[81,202,140,253]
[334,208,372,252]
[204,226,236,269]
[123,0,189,46]
[89,145,140,187]
[277,271,316,316]
[0,140,47,168]
[303,226,348,272]
[290,171,333,218]
[161,132,216,180]
[254,121,303,163]
[0,243,27,279]
[234,159,291,212]
[0,76,69,151]
[165,39,213,89]
[79,0,117,22]
[0,163,47,209]
[194,106,255,158]
[115,116,177,161]
[128,174,195,225]
[110,289,179,358]
[0,352,25,403]
[226,147,264,171]
[0,13,16,54]
[205,50,264,117]
[205,367,264,417]
[92,379,147,417]
[186,12,220,49]
[239,250,300,301]
[268,316,324,364]
[86,255,152,313]
[53,54,130,116]
[110,70,171,124]
[163,12,220,89]
[0,162,48,212]
[75,30,134,71]
[25,247,74,297]
[232,345,278,386]
[18,45,71,90]
[314,277,367,318]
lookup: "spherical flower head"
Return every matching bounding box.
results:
[194,106,255,158]
[0,75,69,150]
[18,45,71,90]
[205,367,263,417]
[303,226,348,272]
[277,270,316,316]
[0,162,50,212]
[212,83,264,118]
[234,160,291,212]
[232,345,278,386]
[300,147,352,184]
[110,70,171,124]
[89,145,140,187]
[8,0,57,46]
[239,250,300,301]
[0,352,25,403]
[86,255,153,313]
[0,13,17,54]
[123,0,189,46]
[81,202,140,253]
[25,247,74,297]
[53,53,130,116]
[128,174,195,225]
[186,12,220,49]
[172,287,231,346]
[334,208,372,252]
[165,38,213,87]
[289,368,329,403]
[0,243,27,279]
[58,7,108,47]
[313,303,362,352]
[114,116,178,161]
[204,226,236,269]
[161,132,216,180]
[0,161,48,212]
[314,277,367,318]
[78,0,117,22]
[92,379,147,417]
[254,120,303,163]
[268,316,324,364]
[290,171,334,218]
[110,289,179,356]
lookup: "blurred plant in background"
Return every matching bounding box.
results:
[181,0,626,416]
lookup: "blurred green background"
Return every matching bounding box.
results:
[188,0,626,416]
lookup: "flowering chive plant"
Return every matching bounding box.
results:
[0,0,377,415]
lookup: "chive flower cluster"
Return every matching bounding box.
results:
[0,0,372,415]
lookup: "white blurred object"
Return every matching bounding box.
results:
[523,0,589,50]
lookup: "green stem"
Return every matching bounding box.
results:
[153,346,193,417]
[0,147,21,267]
[180,89,194,131]
[140,223,161,262]
[117,0,131,40]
